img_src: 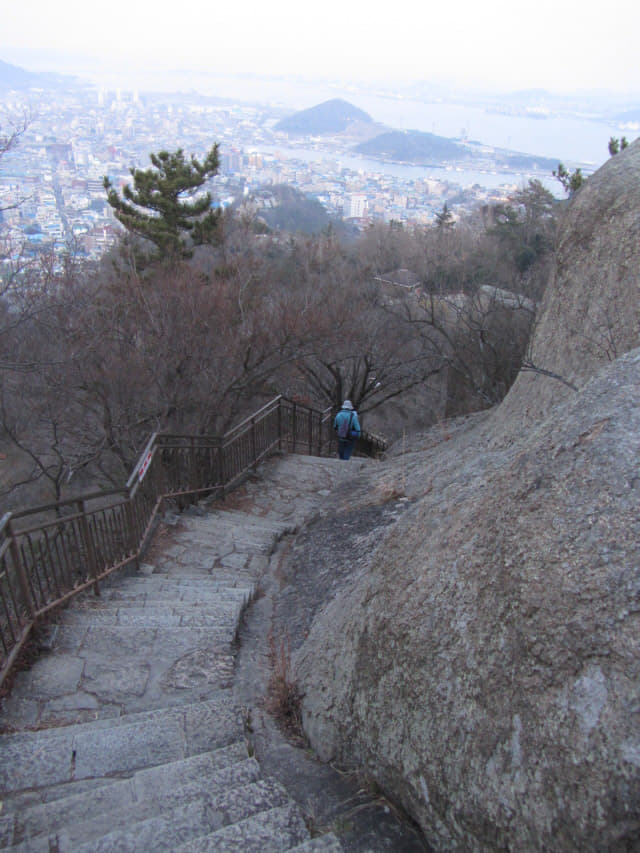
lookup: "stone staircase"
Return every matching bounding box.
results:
[0,455,356,852]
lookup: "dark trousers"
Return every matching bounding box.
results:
[338,438,355,460]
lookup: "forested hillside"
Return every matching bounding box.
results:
[0,138,558,511]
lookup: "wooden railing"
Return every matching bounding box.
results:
[0,396,385,685]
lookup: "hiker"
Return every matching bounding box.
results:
[333,399,361,460]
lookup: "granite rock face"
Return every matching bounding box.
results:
[292,141,640,849]
[497,137,640,441]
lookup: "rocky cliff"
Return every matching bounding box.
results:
[497,137,640,441]
[290,139,640,850]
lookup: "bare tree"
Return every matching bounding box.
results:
[0,183,562,505]
[272,236,444,416]
[0,110,31,169]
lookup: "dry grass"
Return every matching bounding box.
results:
[373,478,406,503]
[266,629,305,742]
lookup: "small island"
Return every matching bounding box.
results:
[355,129,469,164]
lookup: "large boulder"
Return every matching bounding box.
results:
[497,138,640,440]
[291,140,640,849]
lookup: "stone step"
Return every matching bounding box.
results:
[0,697,242,798]
[148,573,259,585]
[67,777,292,853]
[126,569,260,590]
[157,525,276,545]
[75,582,244,605]
[1,749,260,852]
[149,564,261,581]
[289,836,344,852]
[1,620,240,731]
[57,602,242,628]
[166,542,274,561]
[81,575,250,596]
[160,546,273,569]
[94,583,253,606]
[0,741,248,832]
[72,585,246,605]
[37,624,236,656]
[166,520,283,546]
[122,566,254,592]
[0,455,362,852]
[180,527,283,547]
[5,663,235,729]
[67,593,247,613]
[153,543,266,563]
[175,803,310,852]
[103,569,253,587]
[180,509,292,535]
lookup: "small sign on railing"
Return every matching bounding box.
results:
[138,450,153,482]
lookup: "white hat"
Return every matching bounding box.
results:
[342,400,354,410]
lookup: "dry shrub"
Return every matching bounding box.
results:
[266,629,305,741]
[375,481,405,503]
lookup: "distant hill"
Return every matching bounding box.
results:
[355,130,469,163]
[275,99,373,135]
[0,60,39,89]
[0,59,74,91]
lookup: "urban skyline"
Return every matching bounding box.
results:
[1,82,540,261]
[1,33,638,266]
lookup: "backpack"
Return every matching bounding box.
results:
[337,411,353,439]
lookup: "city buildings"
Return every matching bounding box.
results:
[0,84,520,266]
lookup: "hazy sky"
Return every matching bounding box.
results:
[2,0,640,95]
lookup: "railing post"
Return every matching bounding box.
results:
[292,402,297,453]
[6,518,36,621]
[190,436,198,495]
[308,409,313,456]
[251,417,257,467]
[278,401,283,452]
[125,496,139,569]
[77,500,100,596]
[217,437,226,498]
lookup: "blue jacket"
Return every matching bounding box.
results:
[333,408,361,439]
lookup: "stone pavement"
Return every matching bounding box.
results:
[0,453,362,852]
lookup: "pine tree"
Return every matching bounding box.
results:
[552,162,584,197]
[435,201,454,228]
[104,145,221,259]
[608,136,629,156]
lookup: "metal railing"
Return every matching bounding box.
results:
[0,396,385,685]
